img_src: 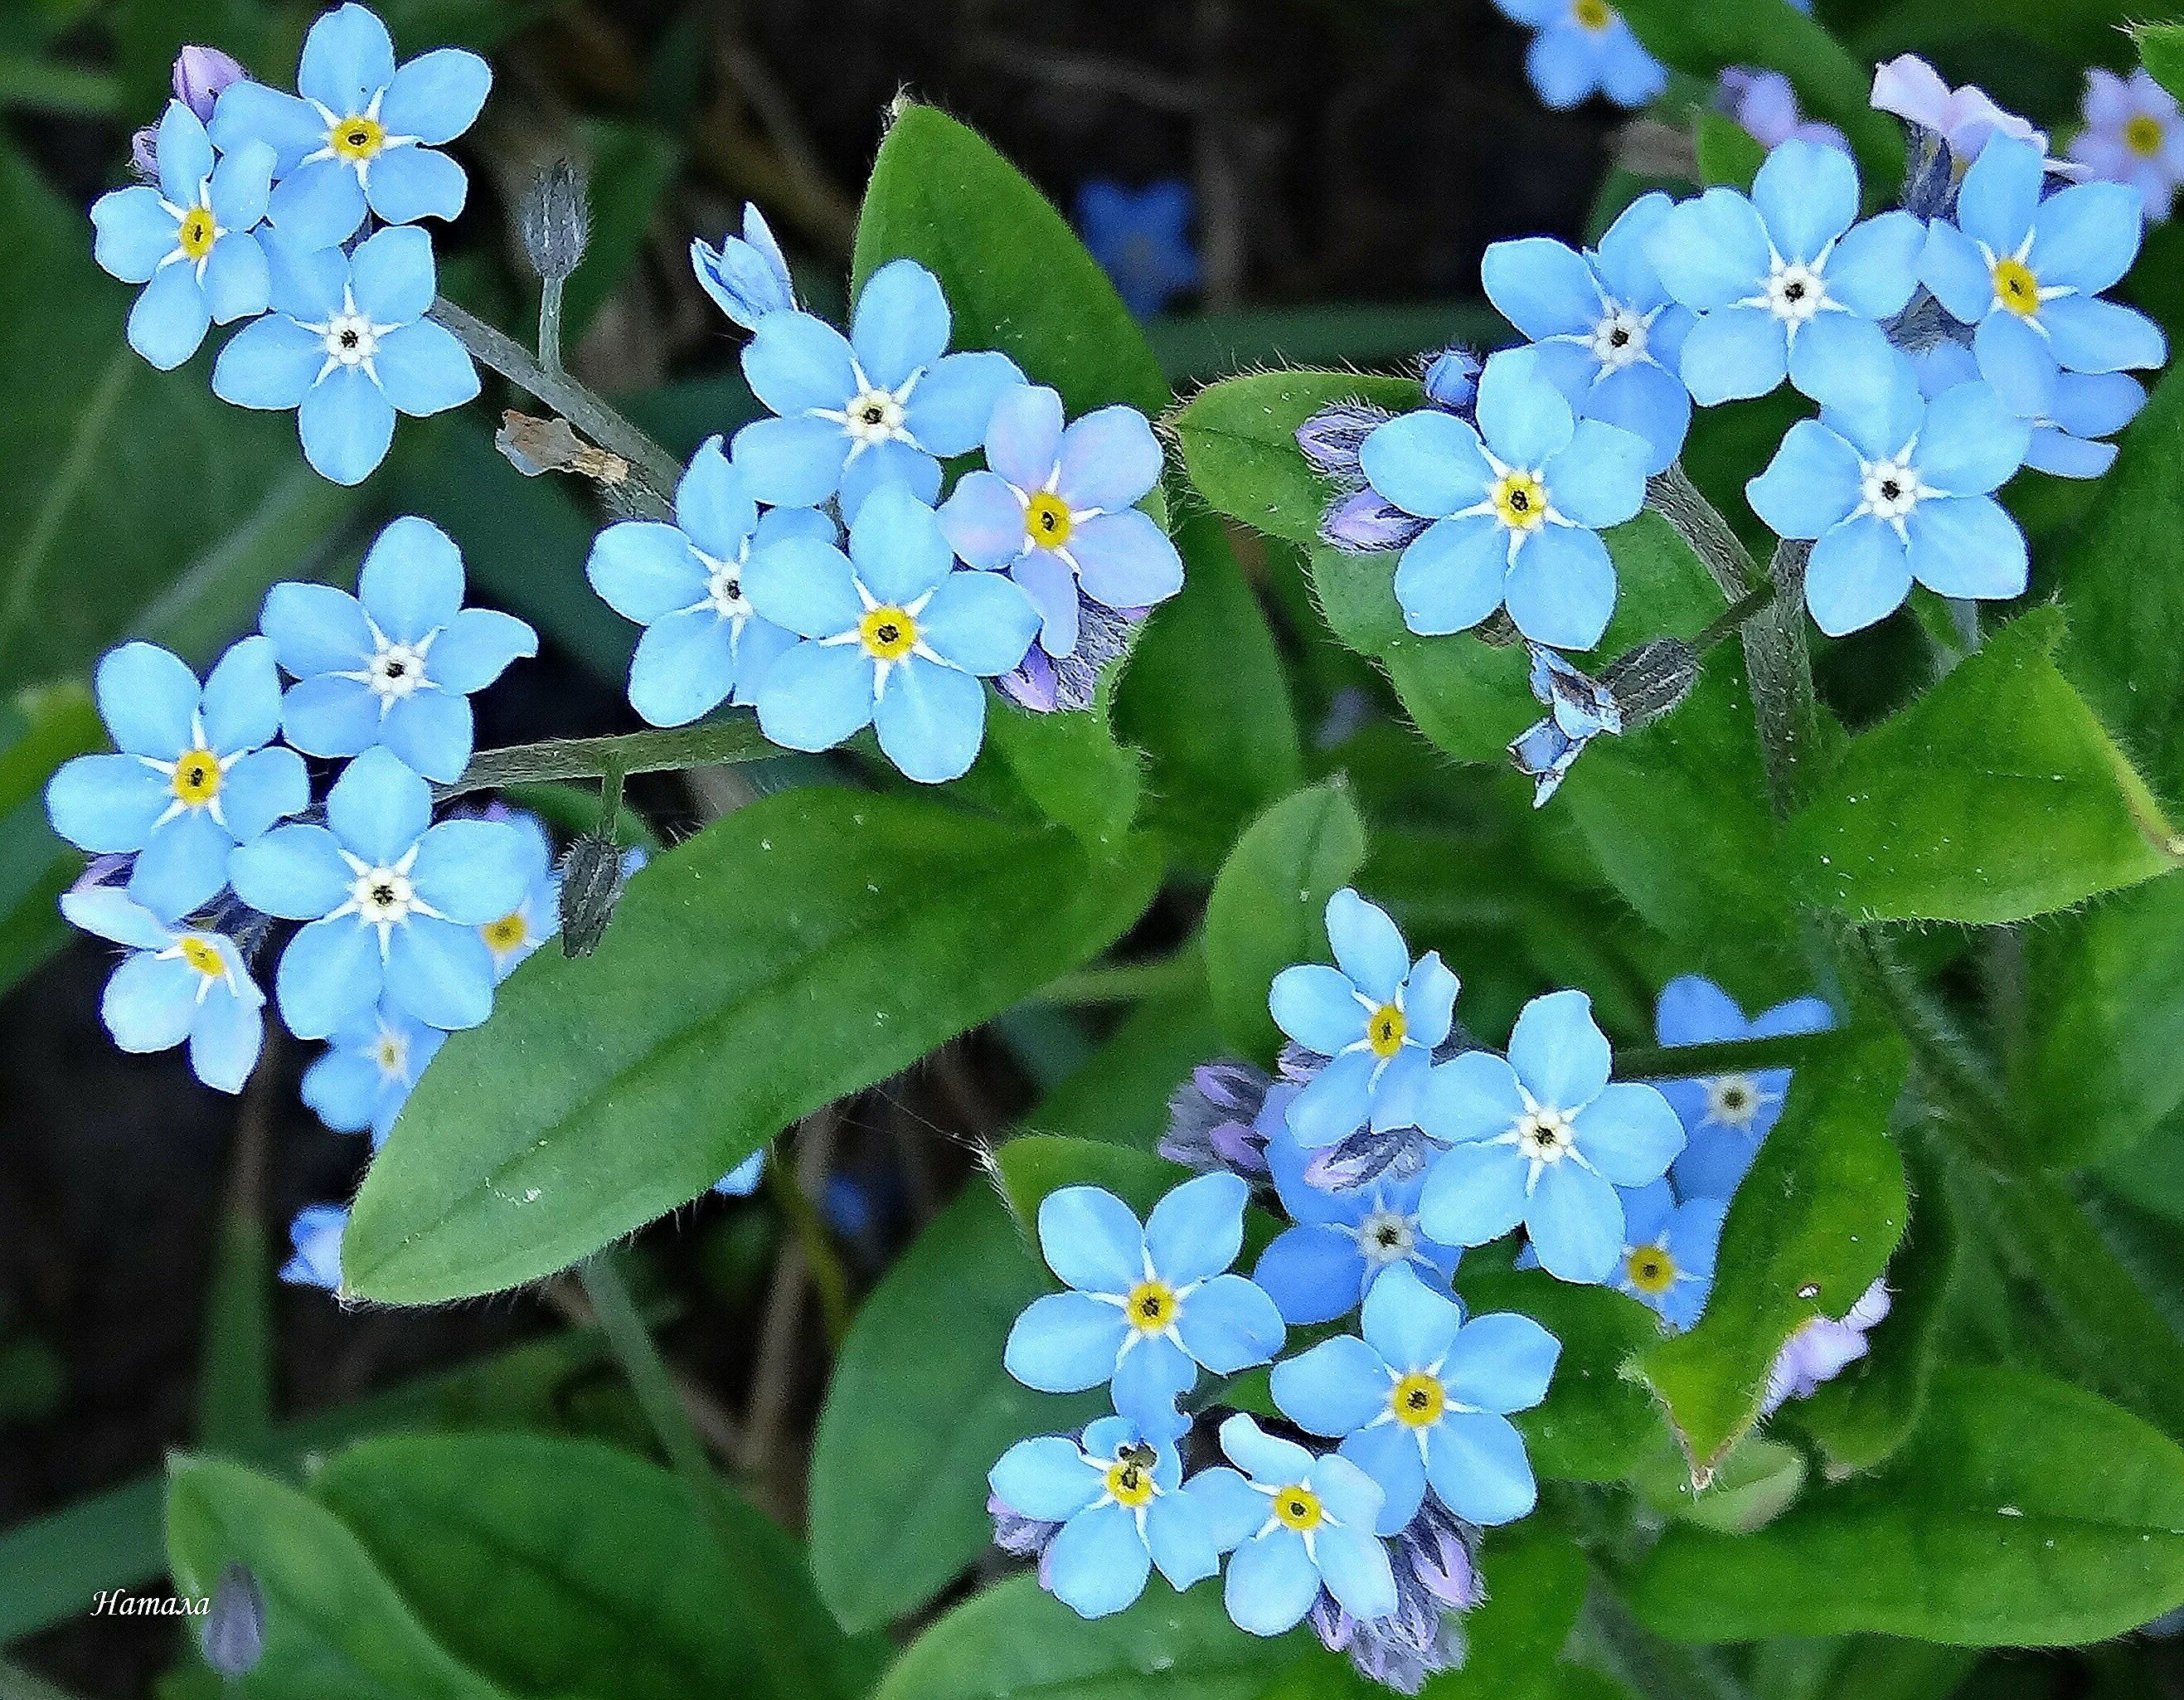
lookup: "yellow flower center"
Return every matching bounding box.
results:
[1390,1371,1447,1429]
[1366,1002,1407,1059]
[481,911,530,953]
[177,207,217,260]
[172,748,221,806]
[1991,256,2041,319]
[859,605,917,661]
[375,1036,405,1073]
[2128,114,2166,158]
[1573,0,1613,30]
[177,935,225,977]
[1273,1484,1324,1531]
[330,114,386,160]
[1024,492,1075,548]
[1626,1244,1677,1295]
[1105,1455,1158,1508]
[1492,469,1548,532]
[1124,1279,1177,1333]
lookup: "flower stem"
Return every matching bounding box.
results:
[438,721,777,799]
[1645,464,1757,597]
[537,275,566,380]
[764,1158,855,1349]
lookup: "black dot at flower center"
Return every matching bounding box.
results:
[371,883,396,906]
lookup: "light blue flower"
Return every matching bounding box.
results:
[1745,363,2030,636]
[729,258,1024,516]
[260,517,533,783]
[742,482,1040,783]
[1720,68,1848,154]
[1649,140,1925,408]
[714,1149,767,1197]
[939,384,1183,662]
[1271,1262,1558,1533]
[1212,1414,1397,1637]
[59,885,265,1093]
[228,746,531,1039]
[1418,989,1684,1285]
[1360,350,1649,651]
[1612,1178,1725,1330]
[1912,338,2146,481]
[1253,1128,1461,1326]
[301,999,445,1145]
[1493,0,1666,110]
[1003,1173,1285,1415]
[208,2,490,251]
[1510,644,1621,806]
[478,810,558,982]
[692,202,795,330]
[1481,192,1694,474]
[280,1204,347,1290]
[1653,974,1832,1202]
[90,103,275,371]
[212,224,478,485]
[46,639,308,921]
[1075,180,1201,318]
[586,437,829,726]
[1268,888,1460,1149]
[1919,134,2167,422]
[2069,68,2184,223]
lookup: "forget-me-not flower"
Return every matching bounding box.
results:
[1492,0,1666,112]
[46,639,308,920]
[1653,974,1832,1201]
[301,999,445,1144]
[1719,69,1848,155]
[209,2,490,251]
[478,809,558,981]
[212,223,479,485]
[91,102,275,371]
[586,437,829,726]
[691,202,796,329]
[2070,69,2184,221]
[1361,351,1648,651]
[1612,1179,1725,1330]
[260,516,534,782]
[1509,644,1620,806]
[742,483,1040,783]
[1075,180,1202,318]
[60,885,265,1093]
[729,258,1024,516]
[1745,366,2030,636]
[1254,1129,1461,1326]
[1914,338,2146,482]
[1871,55,2047,168]
[1418,989,1684,1285]
[280,1203,347,1290]
[1271,1263,1559,1533]
[229,746,531,1038]
[939,384,1183,662]
[1003,1173,1285,1415]
[1211,1414,1397,1637]
[1269,889,1459,1149]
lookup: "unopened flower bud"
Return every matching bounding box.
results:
[691,203,796,330]
[199,1562,265,1678]
[1599,635,1700,726]
[1320,488,1429,552]
[1295,401,1391,478]
[1420,344,1482,415]
[521,158,590,283]
[557,830,628,957]
[174,45,246,119]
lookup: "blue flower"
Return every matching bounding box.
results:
[208,2,490,251]
[228,746,531,1038]
[586,438,830,726]
[1912,339,2146,481]
[478,810,558,981]
[1720,69,1848,154]
[1270,1262,1559,1532]
[742,483,1040,783]
[59,885,265,1093]
[1612,1179,1725,1330]
[1649,140,1925,408]
[1211,1414,1397,1637]
[1481,192,1694,474]
[1418,989,1684,1285]
[301,999,445,1144]
[1268,888,1461,1149]
[90,103,275,371]
[1253,1128,1461,1326]
[1494,0,1666,110]
[1003,1173,1285,1415]
[279,1204,347,1290]
[1510,644,1621,807]
[260,517,533,783]
[939,385,1183,663]
[1075,180,1202,318]
[46,639,308,920]
[1919,134,2167,422]
[1745,363,2030,636]
[2070,68,2184,223]
[1360,350,1649,651]
[692,202,796,330]
[729,258,1024,516]
[1653,974,1832,1202]
[212,224,478,485]
[714,1149,768,1197]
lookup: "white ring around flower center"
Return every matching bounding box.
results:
[1515,1105,1575,1163]
[1705,1072,1765,1130]
[1590,304,1649,369]
[701,547,754,621]
[367,641,427,701]
[1356,1207,1419,1267]
[323,312,380,366]
[1763,258,1828,323]
[844,387,905,444]
[1859,454,1928,525]
[352,866,416,925]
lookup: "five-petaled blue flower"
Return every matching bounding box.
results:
[730,258,1024,517]
[1612,1179,1725,1331]
[1914,340,2147,482]
[1649,140,1924,409]
[90,102,275,371]
[260,516,534,782]
[1653,974,1832,1202]
[209,2,490,251]
[1253,1128,1462,1326]
[1075,179,1202,318]
[1481,192,1694,474]
[280,1203,347,1290]
[1003,1173,1286,1416]
[586,437,831,726]
[1211,1414,1397,1637]
[1271,1262,1559,1533]
[229,746,531,1038]
[1269,888,1460,1149]
[301,998,445,1144]
[46,639,308,921]
[1918,134,2167,423]
[1745,365,2030,636]
[1493,0,1666,111]
[742,483,1039,784]
[691,202,796,331]
[939,384,1183,663]
[1418,989,1684,1285]
[212,223,479,485]
[1360,350,1649,652]
[60,885,265,1094]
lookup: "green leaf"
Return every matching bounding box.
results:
[992,1132,1190,1226]
[345,789,1161,1304]
[1025,959,1224,1151]
[1694,109,1767,192]
[0,679,102,998]
[1424,1532,1589,1700]
[561,122,682,342]
[1202,780,1368,1066]
[2145,23,2184,104]
[1636,1027,1909,1474]
[1789,609,2184,923]
[1626,1364,2184,1644]
[1633,1433,1808,1534]
[981,688,1145,852]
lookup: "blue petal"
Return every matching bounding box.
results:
[154,101,215,206]
[189,985,264,1093]
[1583,359,1691,474]
[1419,1050,1526,1145]
[1067,510,1183,613]
[838,436,941,521]
[1037,1185,1144,1294]
[97,643,201,758]
[366,146,467,226]
[753,641,876,753]
[1917,220,1996,324]
[220,746,309,841]
[1954,134,2041,255]
[1444,1311,1560,1412]
[1526,1161,1623,1285]
[1747,420,1863,540]
[374,319,478,417]
[1143,1492,1221,1591]
[1182,1464,1268,1553]
[1752,140,1860,265]
[1594,191,1677,306]
[1269,963,1368,1055]
[873,658,985,784]
[939,469,1030,570]
[326,746,430,864]
[1504,522,1615,652]
[672,439,759,559]
[1419,1140,1531,1247]
[268,158,367,251]
[209,83,323,174]
[1147,1171,1249,1286]
[201,232,272,325]
[1371,1044,1431,1134]
[1173,1273,1284,1373]
[1482,236,1602,339]
[1284,1047,1376,1147]
[1393,514,1509,636]
[1218,1412,1317,1484]
[848,483,954,606]
[1255,1226,1368,1325]
[1827,211,1924,320]
[588,522,706,625]
[1326,887,1409,1004]
[385,916,496,1029]
[1045,1502,1152,1620]
[103,951,199,1052]
[1974,310,2059,418]
[276,917,383,1038]
[298,2,395,113]
[201,634,283,752]
[1524,25,1598,110]
[985,383,1066,488]
[298,366,396,486]
[1225,1529,1319,1637]
[93,187,177,284]
[1674,1126,1760,1202]
[1360,410,1490,519]
[905,351,1026,459]
[1806,513,1913,636]
[731,412,852,505]
[60,888,173,951]
[2050,371,2147,440]
[1405,952,1460,1049]
[1424,1411,1537,1524]
[2042,295,2168,375]
[381,48,492,145]
[742,536,861,638]
[2031,182,2145,296]
[990,1435,1103,1522]
[303,1045,381,1133]
[213,313,323,410]
[1656,974,1746,1045]
[1650,189,1770,312]
[1004,1290,1129,1392]
[850,259,951,391]
[1338,1423,1428,1537]
[430,607,536,692]
[915,568,1040,676]
[46,755,167,853]
[1573,1081,1685,1186]
[1917,382,2030,496]
[411,818,531,923]
[128,265,211,372]
[1056,406,1163,512]
[229,824,352,919]
[1905,495,2027,600]
[1476,347,1576,467]
[128,809,233,918]
[1510,988,1612,1110]
[627,610,736,727]
[1680,306,1789,406]
[1361,1261,1462,1372]
[1313,1521,1399,1623]
[744,309,857,415]
[280,674,381,758]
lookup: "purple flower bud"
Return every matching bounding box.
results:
[1320,488,1430,553]
[199,1562,265,1678]
[1161,1059,1276,1179]
[988,1493,1060,1560]
[1296,401,1394,477]
[129,126,161,180]
[1420,345,1482,414]
[173,45,246,120]
[1401,1500,1486,1610]
[997,646,1060,713]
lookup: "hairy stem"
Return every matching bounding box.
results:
[1743,539,1824,818]
[537,275,566,379]
[438,721,776,799]
[1645,464,1757,597]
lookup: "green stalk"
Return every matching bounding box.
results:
[537,274,567,380]
[764,1160,855,1349]
[438,721,776,799]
